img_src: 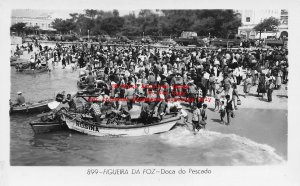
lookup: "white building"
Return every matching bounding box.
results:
[237,9,288,39]
[11,9,56,31]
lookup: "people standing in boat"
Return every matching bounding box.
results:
[63,94,76,111]
[16,92,25,106]
[85,71,96,92]
[55,91,65,102]
[90,99,102,122]
[157,94,167,120]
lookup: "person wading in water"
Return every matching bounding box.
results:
[225,95,234,125]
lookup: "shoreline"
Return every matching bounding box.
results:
[182,106,287,160]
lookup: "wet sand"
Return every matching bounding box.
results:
[179,80,288,160]
[203,108,288,159]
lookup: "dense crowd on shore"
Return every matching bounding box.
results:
[13,41,288,130]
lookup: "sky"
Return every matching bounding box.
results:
[11,9,139,19]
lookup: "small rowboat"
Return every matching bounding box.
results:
[16,66,49,74]
[63,112,181,137]
[29,120,67,133]
[10,99,54,114]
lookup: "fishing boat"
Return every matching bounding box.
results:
[16,66,49,74]
[29,109,70,133]
[29,120,67,133]
[10,99,54,114]
[63,112,181,137]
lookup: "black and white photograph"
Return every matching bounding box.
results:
[9,8,288,166]
[1,0,300,185]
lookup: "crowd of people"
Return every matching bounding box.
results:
[14,41,288,131]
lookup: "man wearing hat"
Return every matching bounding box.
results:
[148,71,156,85]
[16,91,25,106]
[187,79,197,107]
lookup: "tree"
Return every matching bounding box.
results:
[51,18,76,34]
[160,9,241,38]
[10,22,27,36]
[254,17,280,41]
[51,9,241,38]
[24,25,40,35]
[113,9,119,17]
[101,17,124,35]
[85,9,98,19]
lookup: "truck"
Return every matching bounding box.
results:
[210,35,242,48]
[174,31,204,46]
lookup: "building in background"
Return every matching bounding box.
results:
[11,9,56,31]
[237,9,288,39]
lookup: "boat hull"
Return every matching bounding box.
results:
[29,121,67,133]
[10,99,53,114]
[64,113,181,137]
[16,67,49,74]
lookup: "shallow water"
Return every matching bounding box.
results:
[10,63,285,166]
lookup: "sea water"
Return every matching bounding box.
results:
[10,63,285,166]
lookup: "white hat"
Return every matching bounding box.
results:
[188,80,194,84]
[177,104,183,109]
[159,94,165,99]
[17,91,22,95]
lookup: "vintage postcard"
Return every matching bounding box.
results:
[1,0,299,185]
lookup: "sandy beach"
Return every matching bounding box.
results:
[182,82,288,160]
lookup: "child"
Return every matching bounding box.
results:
[177,105,188,123]
[214,88,222,111]
[200,104,208,129]
[219,101,226,124]
[232,84,239,110]
[192,104,202,132]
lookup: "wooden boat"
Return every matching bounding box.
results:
[11,58,30,66]
[16,66,49,74]
[10,99,53,114]
[29,108,73,133]
[63,112,181,137]
[29,120,67,133]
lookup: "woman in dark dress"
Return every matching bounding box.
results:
[257,73,266,98]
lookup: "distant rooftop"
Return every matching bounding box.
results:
[12,9,54,19]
